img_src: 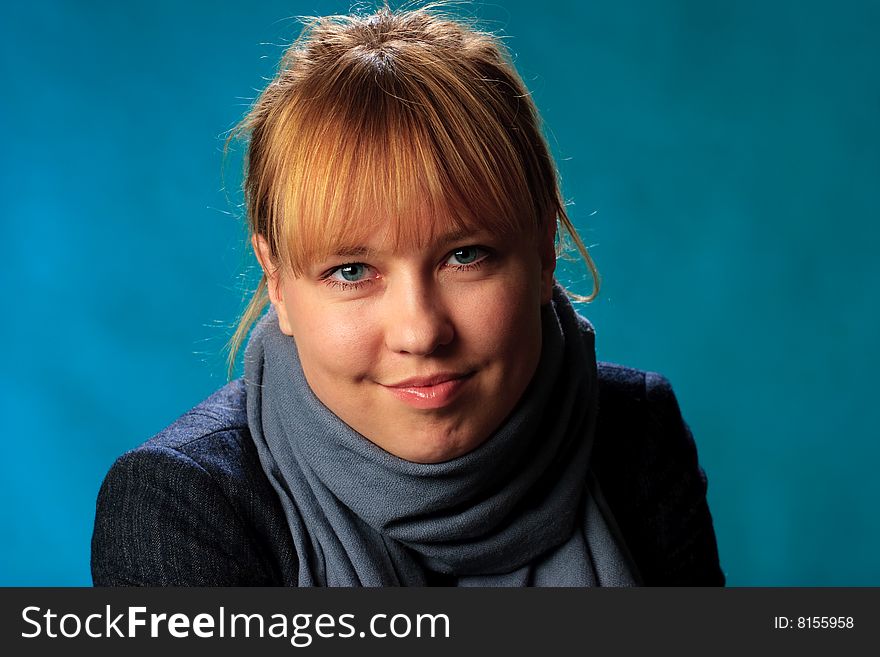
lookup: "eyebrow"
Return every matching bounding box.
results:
[329,228,490,259]
[331,245,374,258]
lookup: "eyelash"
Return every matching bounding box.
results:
[320,246,490,292]
[323,275,372,292]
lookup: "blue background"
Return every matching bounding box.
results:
[2,0,878,585]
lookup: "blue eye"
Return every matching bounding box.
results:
[332,263,369,282]
[324,263,377,290]
[447,246,485,267]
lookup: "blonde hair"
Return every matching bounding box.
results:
[225,3,599,376]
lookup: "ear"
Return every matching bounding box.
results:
[252,234,294,336]
[539,219,557,304]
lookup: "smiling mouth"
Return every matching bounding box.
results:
[381,372,474,409]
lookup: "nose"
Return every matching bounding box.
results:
[382,277,454,355]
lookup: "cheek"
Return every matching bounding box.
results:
[287,297,379,381]
[458,278,543,360]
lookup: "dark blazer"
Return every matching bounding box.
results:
[91,363,725,586]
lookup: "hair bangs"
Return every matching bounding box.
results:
[263,62,532,275]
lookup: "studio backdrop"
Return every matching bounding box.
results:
[1,0,878,585]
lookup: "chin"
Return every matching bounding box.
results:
[394,429,485,464]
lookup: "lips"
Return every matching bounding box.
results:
[386,372,470,388]
[381,371,473,410]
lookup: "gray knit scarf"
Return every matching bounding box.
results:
[244,285,636,586]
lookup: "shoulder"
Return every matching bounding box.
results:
[593,362,725,586]
[595,362,693,455]
[597,361,676,406]
[121,380,260,498]
[91,380,296,586]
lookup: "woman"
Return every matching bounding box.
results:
[92,5,724,586]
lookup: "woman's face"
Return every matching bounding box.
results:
[255,220,556,463]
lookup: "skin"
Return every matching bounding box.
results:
[253,219,556,464]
